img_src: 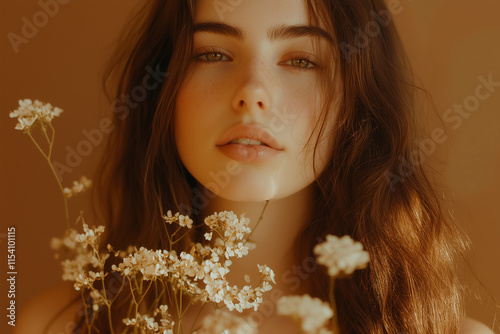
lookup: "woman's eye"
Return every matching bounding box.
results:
[195,49,230,63]
[194,49,317,70]
[287,57,317,70]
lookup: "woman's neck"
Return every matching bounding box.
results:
[199,185,315,294]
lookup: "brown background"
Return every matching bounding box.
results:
[1,0,499,333]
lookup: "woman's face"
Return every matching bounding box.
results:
[175,0,335,202]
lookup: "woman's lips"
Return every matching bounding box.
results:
[217,143,281,163]
[216,124,284,163]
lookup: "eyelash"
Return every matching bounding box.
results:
[194,47,318,71]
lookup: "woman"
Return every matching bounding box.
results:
[15,0,495,333]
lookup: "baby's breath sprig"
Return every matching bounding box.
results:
[277,235,370,334]
[314,235,370,333]
[55,210,275,333]
[9,99,92,227]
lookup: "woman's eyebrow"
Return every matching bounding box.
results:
[193,21,333,42]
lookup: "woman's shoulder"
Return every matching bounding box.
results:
[461,317,495,334]
[13,283,81,334]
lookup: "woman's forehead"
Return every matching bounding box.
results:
[192,0,333,56]
[194,0,311,27]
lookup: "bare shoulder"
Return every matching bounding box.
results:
[13,283,81,334]
[460,317,496,334]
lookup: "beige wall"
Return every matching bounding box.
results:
[1,0,498,332]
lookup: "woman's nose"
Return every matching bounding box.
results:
[231,60,272,115]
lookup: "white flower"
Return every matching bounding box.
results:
[9,99,62,131]
[204,211,251,243]
[74,224,105,248]
[89,289,106,311]
[52,226,108,291]
[155,305,175,333]
[178,214,193,228]
[258,264,276,284]
[50,229,78,250]
[63,176,92,199]
[197,310,256,334]
[123,312,167,333]
[277,295,333,333]
[162,210,193,229]
[314,235,369,277]
[201,262,275,312]
[61,254,107,290]
[50,237,63,250]
[204,211,251,260]
[113,247,167,279]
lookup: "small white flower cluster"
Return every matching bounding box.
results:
[203,264,275,312]
[51,228,78,250]
[204,211,251,259]
[74,223,105,248]
[63,176,92,199]
[50,210,282,333]
[9,99,62,131]
[314,235,370,277]
[112,247,205,289]
[123,308,174,334]
[51,224,109,291]
[196,309,256,334]
[277,295,333,334]
[113,211,276,312]
[162,210,193,229]
[52,211,276,332]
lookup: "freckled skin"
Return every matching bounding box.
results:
[175,0,335,202]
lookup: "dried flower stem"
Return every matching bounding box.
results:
[244,200,269,244]
[189,302,207,333]
[27,126,70,227]
[139,281,154,308]
[41,123,53,150]
[81,292,91,334]
[152,281,166,313]
[177,286,184,334]
[100,277,115,334]
[329,278,339,334]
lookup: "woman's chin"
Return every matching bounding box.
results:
[192,164,317,204]
[211,182,278,203]
[204,177,309,203]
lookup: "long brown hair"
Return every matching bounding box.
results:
[86,0,469,332]
[302,1,469,333]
